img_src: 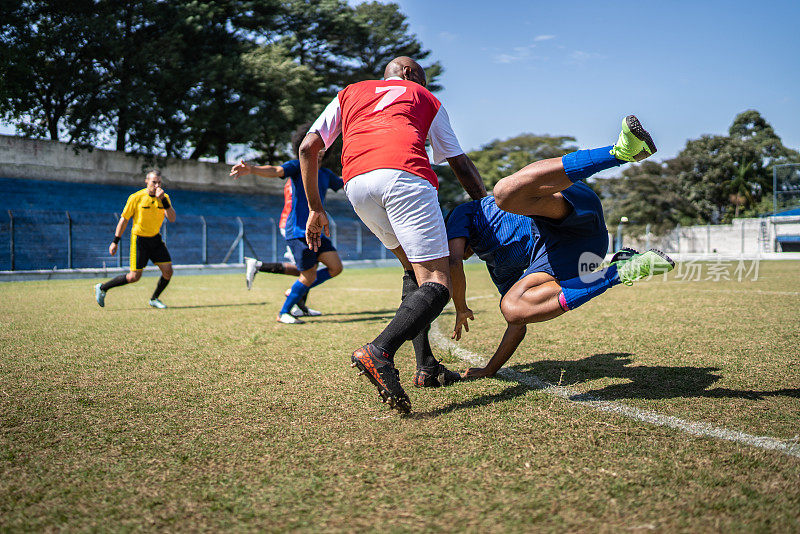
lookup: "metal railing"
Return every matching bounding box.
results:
[0,209,385,271]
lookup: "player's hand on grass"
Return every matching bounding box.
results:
[452,307,474,340]
[230,160,250,179]
[462,366,494,380]
[306,210,330,251]
[109,242,118,256]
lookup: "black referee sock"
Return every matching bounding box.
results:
[258,262,286,274]
[151,276,170,300]
[372,281,450,358]
[401,270,440,370]
[100,274,129,292]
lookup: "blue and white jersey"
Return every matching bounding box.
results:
[446,182,608,296]
[281,159,344,240]
[446,196,535,296]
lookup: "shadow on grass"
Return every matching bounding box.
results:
[107,301,271,311]
[312,309,398,324]
[409,382,531,419]
[511,352,800,401]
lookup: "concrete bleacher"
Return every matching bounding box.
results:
[0,177,376,271]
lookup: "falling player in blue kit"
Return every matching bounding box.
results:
[446,116,675,378]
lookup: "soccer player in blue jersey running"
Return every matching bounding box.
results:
[230,124,344,324]
[446,116,675,378]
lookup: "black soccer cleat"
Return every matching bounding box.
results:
[351,344,411,414]
[414,363,462,388]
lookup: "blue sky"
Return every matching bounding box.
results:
[372,0,800,163]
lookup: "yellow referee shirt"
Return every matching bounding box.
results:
[121,189,172,237]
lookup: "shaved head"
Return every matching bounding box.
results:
[383,56,427,87]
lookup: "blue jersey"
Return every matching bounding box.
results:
[446,183,609,296]
[281,159,344,240]
[446,196,535,296]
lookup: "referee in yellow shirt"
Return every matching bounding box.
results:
[94,170,176,308]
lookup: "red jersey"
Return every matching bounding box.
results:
[278,179,292,230]
[337,79,441,186]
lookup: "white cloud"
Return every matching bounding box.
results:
[534,34,555,41]
[439,31,457,43]
[493,44,538,64]
[569,50,606,64]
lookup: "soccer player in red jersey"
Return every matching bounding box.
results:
[299,57,486,413]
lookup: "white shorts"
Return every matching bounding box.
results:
[344,169,449,262]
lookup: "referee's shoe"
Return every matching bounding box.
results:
[94,284,106,307]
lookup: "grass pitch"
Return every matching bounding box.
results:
[1,262,799,531]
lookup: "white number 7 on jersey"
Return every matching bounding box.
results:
[373,86,407,112]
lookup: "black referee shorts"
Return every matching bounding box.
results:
[130,233,171,271]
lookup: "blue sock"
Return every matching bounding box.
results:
[558,264,620,311]
[562,146,624,183]
[309,268,332,288]
[280,280,311,314]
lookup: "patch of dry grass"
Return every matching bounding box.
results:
[1,262,799,531]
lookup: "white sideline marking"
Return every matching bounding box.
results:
[429,320,800,459]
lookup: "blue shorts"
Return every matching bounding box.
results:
[286,236,336,272]
[522,182,609,281]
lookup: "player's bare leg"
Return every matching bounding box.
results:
[493,158,574,216]
[290,251,342,317]
[500,272,564,325]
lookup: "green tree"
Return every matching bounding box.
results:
[344,1,443,90]
[240,44,319,163]
[672,110,799,222]
[595,160,692,234]
[0,0,102,141]
[467,134,578,190]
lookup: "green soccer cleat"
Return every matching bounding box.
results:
[616,249,674,286]
[610,115,657,162]
[94,283,106,307]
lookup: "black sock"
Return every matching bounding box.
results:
[258,262,286,274]
[372,281,450,358]
[100,274,129,292]
[401,271,439,370]
[151,276,170,300]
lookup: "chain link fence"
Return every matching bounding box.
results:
[0,209,387,271]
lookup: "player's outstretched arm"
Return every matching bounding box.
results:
[463,323,527,379]
[448,237,474,340]
[230,160,285,179]
[109,217,128,256]
[446,154,487,201]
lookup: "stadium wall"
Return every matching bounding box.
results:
[0,134,347,198]
[629,217,800,256]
